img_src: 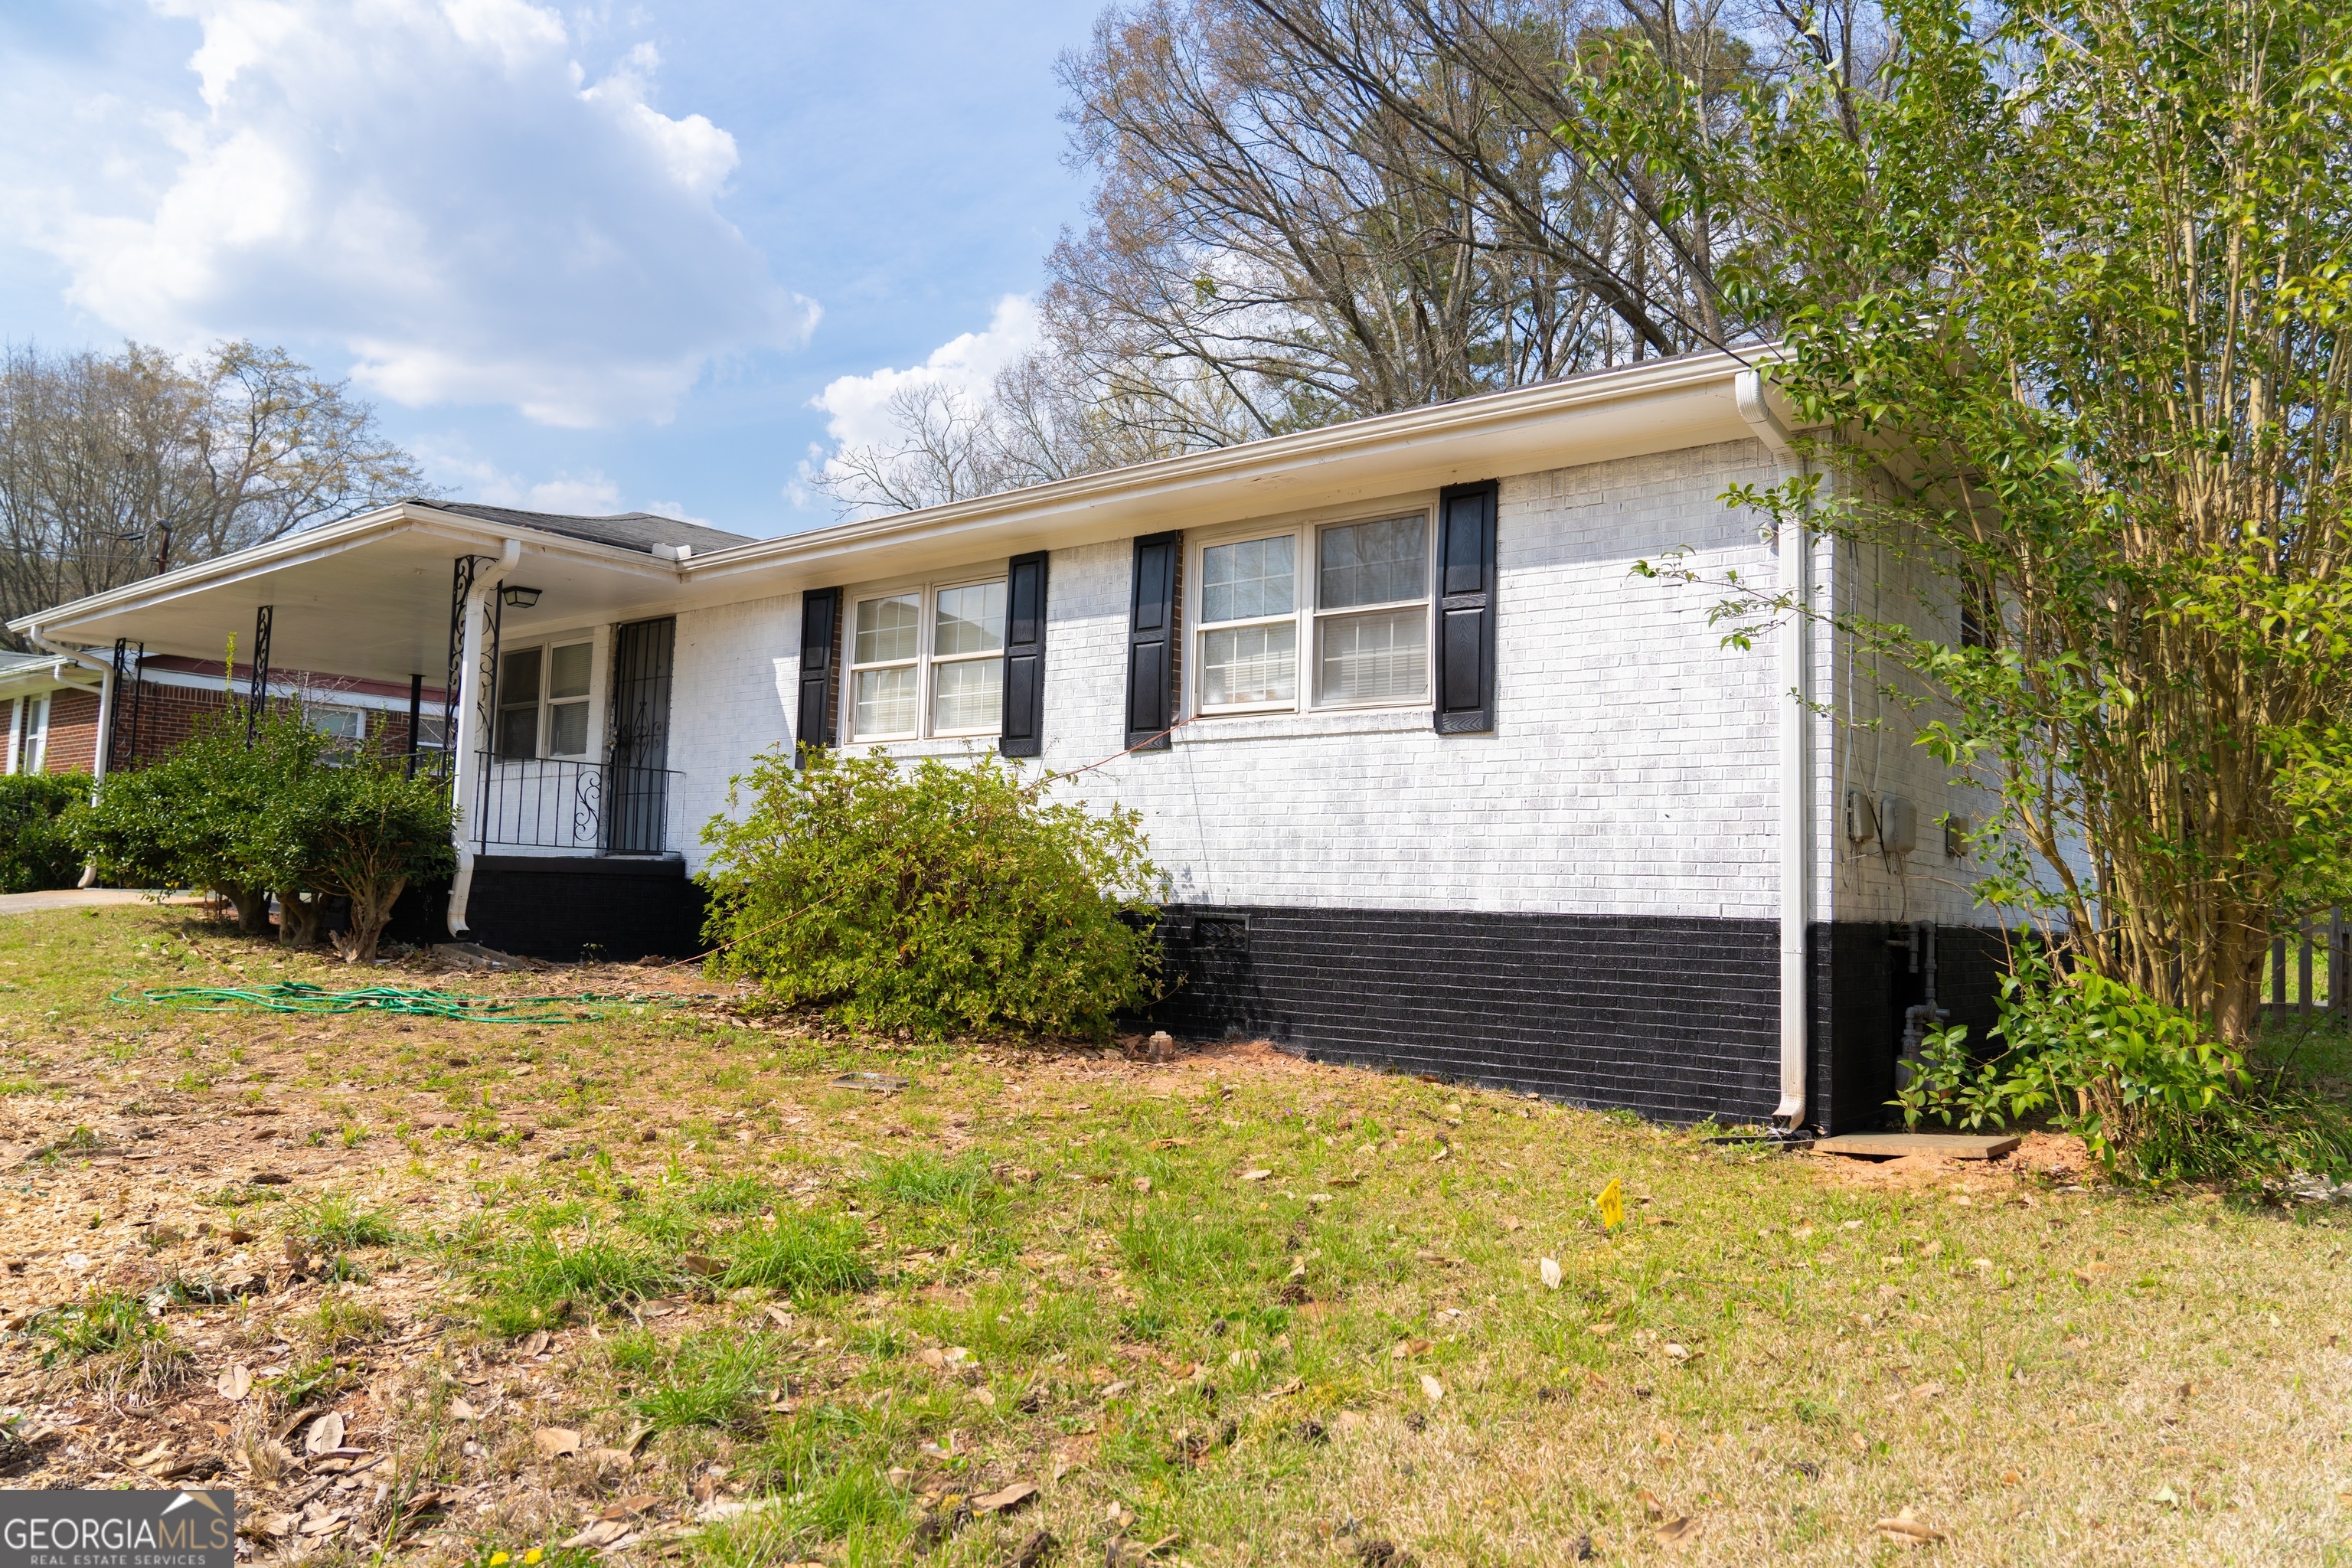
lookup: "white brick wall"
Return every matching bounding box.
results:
[667,438,1835,923]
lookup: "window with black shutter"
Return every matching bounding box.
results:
[1125,531,1181,750]
[1432,479,1498,733]
[795,586,841,760]
[999,550,1048,757]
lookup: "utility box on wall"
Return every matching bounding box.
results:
[1878,795,1918,855]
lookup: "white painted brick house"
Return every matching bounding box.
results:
[13,348,2007,1132]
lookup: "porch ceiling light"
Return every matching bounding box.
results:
[501,586,543,609]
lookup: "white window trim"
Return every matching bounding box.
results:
[24,694,49,775]
[843,569,1011,745]
[493,633,600,763]
[1186,502,1437,722]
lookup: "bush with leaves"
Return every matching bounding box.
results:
[70,709,319,932]
[1897,947,2352,1181]
[698,747,1161,1039]
[263,755,454,962]
[0,772,90,892]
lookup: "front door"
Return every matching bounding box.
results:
[604,617,675,854]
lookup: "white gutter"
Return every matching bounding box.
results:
[444,539,521,937]
[1736,370,1811,1132]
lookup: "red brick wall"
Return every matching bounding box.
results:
[44,688,101,775]
[107,681,422,769]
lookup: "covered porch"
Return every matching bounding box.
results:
[8,501,737,952]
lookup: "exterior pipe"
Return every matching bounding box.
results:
[445,539,521,937]
[1736,371,1811,1132]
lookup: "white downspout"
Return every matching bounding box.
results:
[445,539,521,936]
[1737,371,1812,1132]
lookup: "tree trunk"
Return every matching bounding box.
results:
[217,883,270,936]
[332,875,407,964]
[278,888,322,948]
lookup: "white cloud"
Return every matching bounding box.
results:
[411,439,640,514]
[13,0,814,426]
[811,294,1040,450]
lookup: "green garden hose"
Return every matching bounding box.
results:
[110,981,704,1024]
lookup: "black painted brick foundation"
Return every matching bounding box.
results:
[1152,905,2011,1130]
[457,855,707,962]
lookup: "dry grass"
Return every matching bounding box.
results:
[1,905,2349,1565]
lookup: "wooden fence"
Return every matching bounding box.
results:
[2269,910,2347,1022]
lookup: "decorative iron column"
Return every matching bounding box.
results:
[247,605,273,746]
[107,638,145,772]
[406,674,424,779]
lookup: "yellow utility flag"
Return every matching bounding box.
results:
[1596,1177,1625,1233]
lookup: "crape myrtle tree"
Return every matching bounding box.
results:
[1622,0,2352,1046]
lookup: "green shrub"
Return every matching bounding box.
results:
[263,753,455,961]
[697,746,1162,1039]
[1897,946,2352,1181]
[0,773,90,892]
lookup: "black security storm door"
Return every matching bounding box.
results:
[606,616,675,854]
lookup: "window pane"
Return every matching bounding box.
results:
[549,700,589,756]
[495,704,538,760]
[309,707,364,740]
[934,583,1007,657]
[549,642,593,699]
[854,593,921,665]
[1201,621,1297,707]
[932,656,1003,731]
[499,647,542,707]
[1320,516,1427,609]
[1200,535,1294,624]
[851,666,918,737]
[1319,607,1428,704]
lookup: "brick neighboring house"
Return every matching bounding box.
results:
[0,653,103,776]
[8,348,2017,1133]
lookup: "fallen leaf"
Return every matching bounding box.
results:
[130,1441,175,1471]
[1654,1516,1700,1547]
[1500,1215,1524,1231]
[1637,1487,1665,1521]
[1132,1177,1152,1194]
[1587,1321,1615,1337]
[1540,1257,1563,1290]
[449,1398,479,1421]
[1419,1374,1445,1405]
[533,1427,581,1459]
[972,1481,1037,1514]
[916,1348,946,1369]
[302,1413,345,1456]
[680,1253,727,1277]
[1240,1169,1272,1182]
[1874,1508,1947,1545]
[1909,1382,1945,1402]
[558,1521,630,1550]
[1013,1529,1057,1568]
[2001,1470,2021,1487]
[763,1304,794,1331]
[521,1330,551,1356]
[971,1386,997,1408]
[217,1364,252,1403]
[1663,1342,1690,1361]
[1390,1338,1432,1360]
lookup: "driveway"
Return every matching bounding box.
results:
[0,887,196,915]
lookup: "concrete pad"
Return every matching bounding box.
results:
[0,888,192,915]
[1816,1131,2022,1161]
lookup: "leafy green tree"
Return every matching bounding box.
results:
[698,748,1163,1040]
[1619,0,2352,1047]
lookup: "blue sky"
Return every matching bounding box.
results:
[0,0,1107,537]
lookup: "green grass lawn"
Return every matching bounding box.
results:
[2,905,2350,1566]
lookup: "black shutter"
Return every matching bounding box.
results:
[1125,531,1181,751]
[1433,480,1498,733]
[795,587,841,760]
[999,550,1048,758]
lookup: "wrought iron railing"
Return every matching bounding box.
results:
[466,753,681,856]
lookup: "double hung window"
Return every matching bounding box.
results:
[848,580,1007,741]
[1194,512,1430,716]
[495,640,594,760]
